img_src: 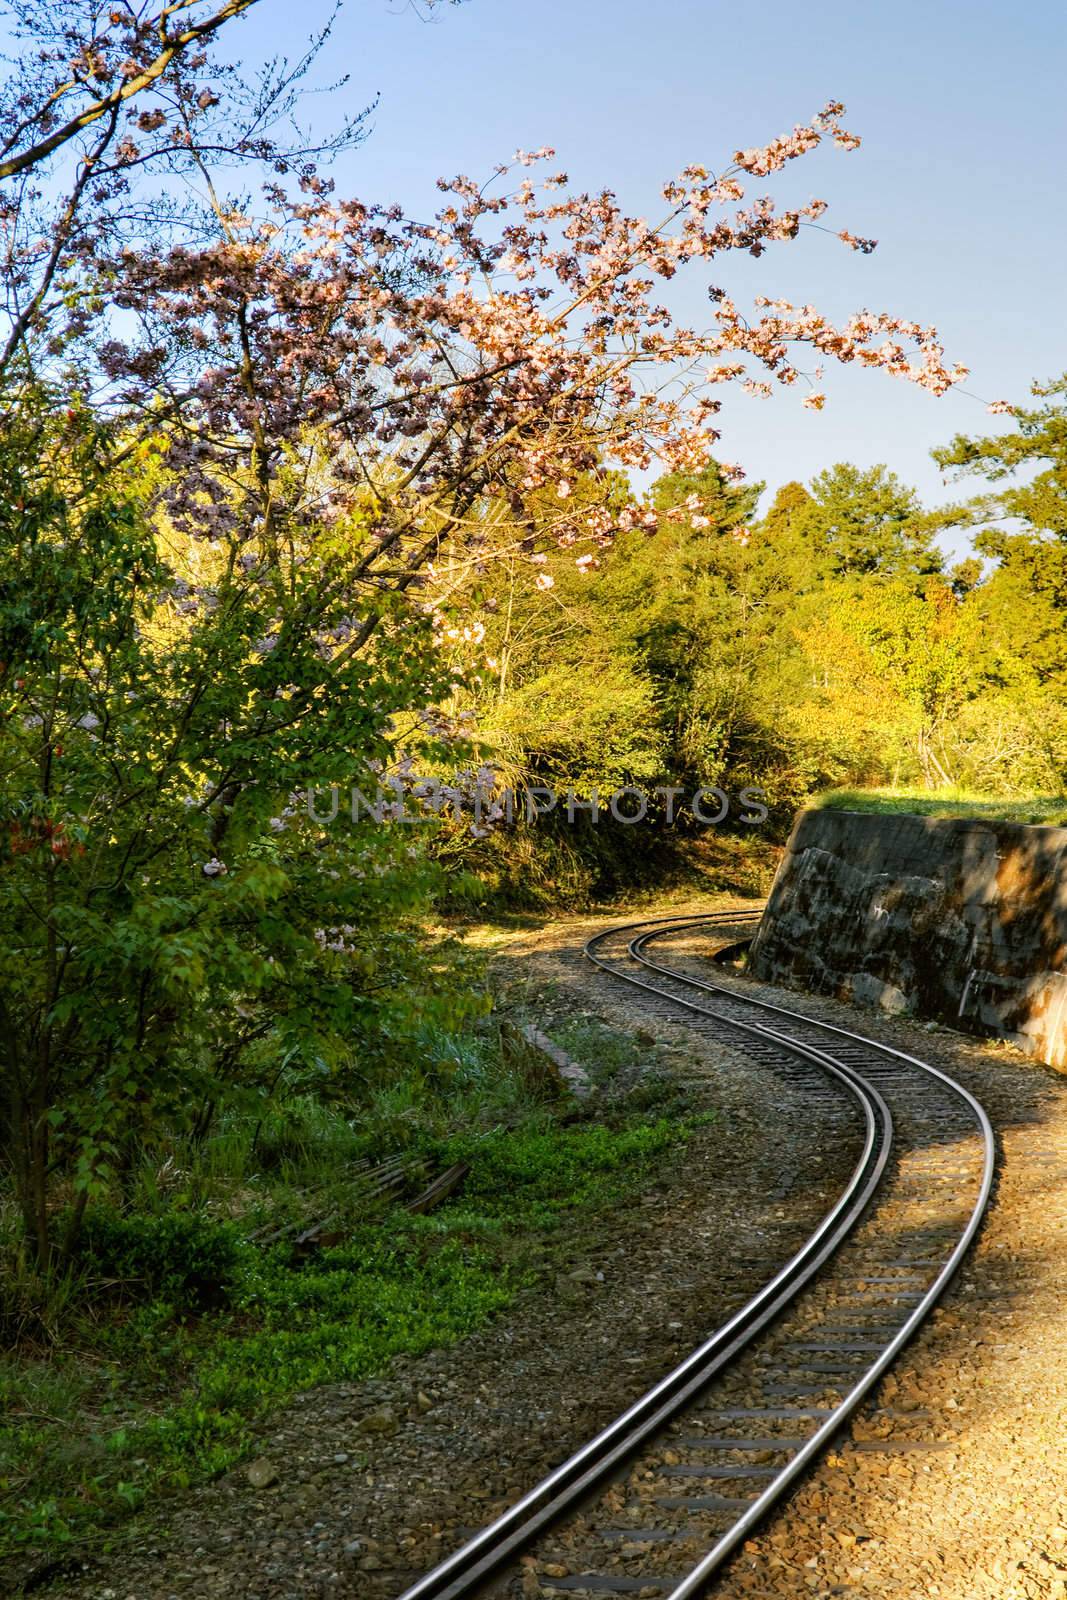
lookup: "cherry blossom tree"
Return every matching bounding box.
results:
[98,106,968,607]
[0,0,970,1264]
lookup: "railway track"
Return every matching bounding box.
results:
[396,908,995,1600]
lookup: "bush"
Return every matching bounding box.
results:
[75,1211,247,1310]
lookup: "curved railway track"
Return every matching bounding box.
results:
[396,908,995,1600]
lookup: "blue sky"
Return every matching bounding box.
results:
[154,2,1067,541]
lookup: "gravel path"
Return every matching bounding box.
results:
[35,898,1067,1600]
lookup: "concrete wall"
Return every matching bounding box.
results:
[748,808,1067,1068]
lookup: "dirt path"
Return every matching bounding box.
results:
[41,898,1067,1600]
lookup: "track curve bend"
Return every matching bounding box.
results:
[395,909,995,1600]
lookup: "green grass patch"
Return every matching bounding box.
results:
[542,1015,693,1116]
[0,1109,706,1578]
[812,786,1067,827]
[549,1017,650,1084]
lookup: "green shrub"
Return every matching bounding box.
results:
[75,1211,247,1310]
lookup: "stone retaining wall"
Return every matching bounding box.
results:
[748,808,1067,1068]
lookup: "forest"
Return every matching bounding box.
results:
[0,0,1064,1581]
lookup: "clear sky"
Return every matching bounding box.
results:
[128,1,1067,540]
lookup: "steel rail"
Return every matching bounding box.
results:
[395,906,994,1600]
[624,913,997,1599]
[395,912,889,1600]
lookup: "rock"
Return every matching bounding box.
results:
[415,1391,434,1413]
[245,1458,279,1490]
[359,1408,398,1436]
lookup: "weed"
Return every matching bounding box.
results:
[550,1016,653,1087]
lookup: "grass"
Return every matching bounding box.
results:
[0,1024,712,1583]
[812,785,1067,827]
[544,1015,694,1116]
[551,1016,651,1084]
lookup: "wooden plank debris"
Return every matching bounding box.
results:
[404,1161,470,1216]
